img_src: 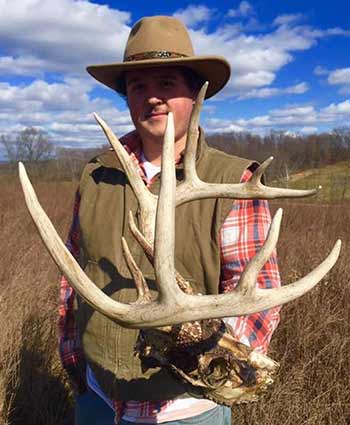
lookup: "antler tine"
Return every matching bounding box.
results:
[176,156,320,205]
[266,239,341,304]
[166,238,341,322]
[18,160,185,327]
[183,81,208,182]
[154,113,185,303]
[237,208,283,295]
[128,212,194,294]
[175,83,320,205]
[121,237,152,304]
[93,113,157,241]
[93,113,148,203]
[249,156,274,185]
[128,211,154,262]
[18,162,131,319]
[247,157,321,197]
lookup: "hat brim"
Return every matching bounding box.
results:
[86,56,230,99]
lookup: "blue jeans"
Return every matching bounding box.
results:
[120,405,231,424]
[75,390,115,425]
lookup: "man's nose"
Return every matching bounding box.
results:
[146,94,164,106]
[142,85,164,105]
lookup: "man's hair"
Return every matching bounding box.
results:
[117,67,205,100]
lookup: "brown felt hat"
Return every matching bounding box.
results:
[86,16,231,99]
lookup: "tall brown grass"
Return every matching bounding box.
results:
[0,177,76,424]
[234,200,350,424]
[0,174,349,424]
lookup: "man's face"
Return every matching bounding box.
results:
[125,67,196,145]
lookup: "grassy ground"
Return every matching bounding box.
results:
[0,165,349,424]
[273,161,350,202]
[0,177,76,424]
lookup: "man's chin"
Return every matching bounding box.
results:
[139,125,167,142]
[148,132,166,143]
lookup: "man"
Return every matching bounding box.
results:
[59,16,281,425]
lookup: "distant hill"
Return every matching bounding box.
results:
[273,161,350,202]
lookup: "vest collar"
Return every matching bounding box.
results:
[95,127,208,171]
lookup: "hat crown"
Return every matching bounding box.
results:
[124,16,195,61]
[87,15,231,99]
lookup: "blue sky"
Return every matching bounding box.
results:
[0,0,350,154]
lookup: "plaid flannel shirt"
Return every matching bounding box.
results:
[58,131,281,421]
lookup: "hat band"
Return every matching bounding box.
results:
[125,51,188,62]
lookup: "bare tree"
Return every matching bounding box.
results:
[333,127,350,157]
[0,127,54,163]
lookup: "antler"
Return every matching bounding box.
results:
[19,85,341,327]
[94,82,319,242]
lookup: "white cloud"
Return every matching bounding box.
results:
[0,0,131,78]
[191,29,291,98]
[0,0,135,151]
[246,115,272,126]
[190,16,347,99]
[300,126,318,134]
[233,71,275,89]
[0,0,349,148]
[324,27,350,36]
[0,80,91,112]
[286,82,309,94]
[321,99,350,115]
[240,82,309,99]
[0,0,348,102]
[0,78,133,149]
[314,65,329,76]
[270,105,315,117]
[173,5,212,28]
[202,104,217,115]
[0,56,48,77]
[314,66,350,94]
[328,68,350,85]
[273,14,303,27]
[203,99,350,135]
[204,117,244,133]
[319,67,350,94]
[228,1,253,18]
[240,87,280,99]
[262,25,318,51]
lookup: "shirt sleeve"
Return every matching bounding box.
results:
[219,168,281,354]
[58,190,87,395]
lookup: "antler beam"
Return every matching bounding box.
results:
[19,103,341,328]
[93,82,319,243]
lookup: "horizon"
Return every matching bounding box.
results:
[0,0,349,160]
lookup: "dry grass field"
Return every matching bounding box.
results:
[0,169,349,424]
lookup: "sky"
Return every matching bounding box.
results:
[0,0,350,156]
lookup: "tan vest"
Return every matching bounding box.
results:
[77,131,253,400]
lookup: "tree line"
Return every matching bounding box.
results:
[207,127,350,180]
[1,126,350,180]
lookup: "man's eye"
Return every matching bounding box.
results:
[161,80,174,89]
[130,83,144,92]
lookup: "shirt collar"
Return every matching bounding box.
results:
[99,127,207,175]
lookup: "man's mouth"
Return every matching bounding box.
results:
[145,111,168,119]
